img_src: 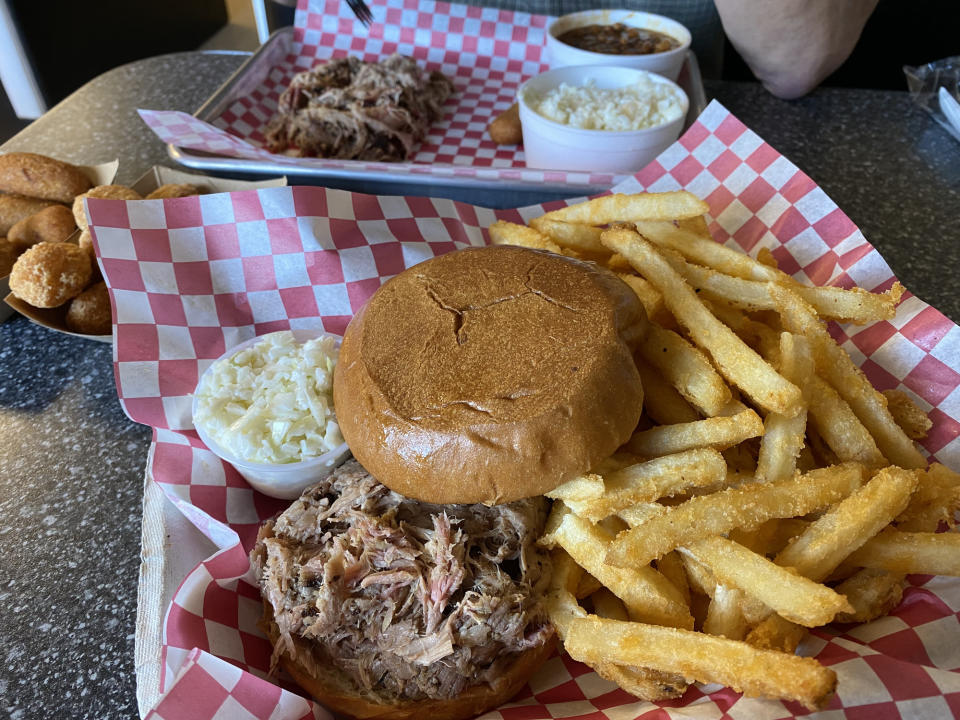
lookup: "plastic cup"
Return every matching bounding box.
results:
[191,329,350,500]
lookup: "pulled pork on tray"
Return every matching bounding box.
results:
[252,459,553,702]
[264,54,455,161]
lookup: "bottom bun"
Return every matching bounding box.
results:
[261,599,557,720]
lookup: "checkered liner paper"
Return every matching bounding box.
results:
[137,0,625,188]
[92,102,960,720]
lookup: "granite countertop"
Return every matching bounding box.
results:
[0,51,958,719]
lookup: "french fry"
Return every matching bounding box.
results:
[591,586,629,620]
[546,548,587,639]
[561,449,727,522]
[833,568,906,623]
[545,529,692,702]
[637,324,732,416]
[564,616,837,710]
[676,214,711,237]
[488,219,562,253]
[603,227,802,415]
[672,258,900,324]
[882,388,933,441]
[590,582,690,700]
[606,463,865,568]
[681,537,853,627]
[540,506,694,629]
[625,409,764,458]
[576,573,604,600]
[757,246,778,269]
[634,219,787,283]
[680,552,717,598]
[606,253,635,274]
[635,358,701,425]
[755,333,811,483]
[834,465,957,621]
[768,283,926,469]
[529,217,607,254]
[618,273,668,323]
[616,502,665,528]
[744,613,807,654]
[709,301,783,365]
[538,191,709,226]
[591,662,689,701]
[679,554,716,629]
[546,473,605,503]
[843,529,960,575]
[729,517,811,557]
[702,584,748,640]
[896,463,960,531]
[807,374,887,468]
[656,551,692,607]
[775,466,920,582]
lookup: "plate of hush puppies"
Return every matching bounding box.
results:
[1,152,203,339]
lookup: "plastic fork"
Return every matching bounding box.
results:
[346,0,373,27]
[938,86,960,137]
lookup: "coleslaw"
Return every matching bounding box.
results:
[193,331,342,464]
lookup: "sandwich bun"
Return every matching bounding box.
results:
[334,244,646,504]
[261,600,557,720]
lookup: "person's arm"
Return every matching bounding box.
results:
[713,0,878,99]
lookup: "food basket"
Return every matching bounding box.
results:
[105,102,960,720]
[5,167,286,341]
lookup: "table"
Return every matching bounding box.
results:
[0,50,957,719]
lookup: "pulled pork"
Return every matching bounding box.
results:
[264,54,454,160]
[251,459,552,701]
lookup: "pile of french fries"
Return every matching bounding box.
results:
[490,192,960,711]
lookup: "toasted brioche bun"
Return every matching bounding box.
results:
[261,599,556,720]
[334,244,646,504]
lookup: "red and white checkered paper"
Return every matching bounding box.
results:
[137,0,624,189]
[144,648,326,720]
[90,101,960,720]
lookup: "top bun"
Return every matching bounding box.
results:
[333,244,646,505]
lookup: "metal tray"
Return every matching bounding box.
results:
[169,27,708,201]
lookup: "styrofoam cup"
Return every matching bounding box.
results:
[547,10,691,81]
[518,65,688,174]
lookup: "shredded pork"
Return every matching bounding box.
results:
[251,459,552,701]
[264,54,454,160]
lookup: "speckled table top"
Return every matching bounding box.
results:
[0,50,958,719]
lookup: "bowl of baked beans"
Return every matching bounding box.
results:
[547,9,691,81]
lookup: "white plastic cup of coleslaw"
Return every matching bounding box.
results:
[191,328,350,499]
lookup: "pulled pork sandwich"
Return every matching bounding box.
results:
[253,461,553,719]
[252,245,647,719]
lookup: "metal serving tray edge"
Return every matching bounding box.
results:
[169,28,709,199]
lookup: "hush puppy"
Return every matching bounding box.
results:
[488,102,523,145]
[0,193,62,235]
[66,281,111,335]
[146,183,203,199]
[73,184,142,230]
[0,152,92,203]
[8,204,76,250]
[77,229,102,282]
[9,241,92,308]
[78,228,94,259]
[0,237,20,277]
